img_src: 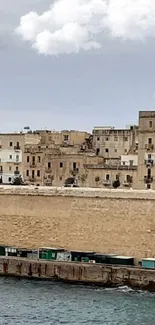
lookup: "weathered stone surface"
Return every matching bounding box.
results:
[1,256,155,291]
[0,186,155,258]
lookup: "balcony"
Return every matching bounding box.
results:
[14,170,20,175]
[144,176,153,184]
[14,145,20,150]
[71,168,79,176]
[145,144,154,151]
[123,181,131,187]
[45,179,52,185]
[103,179,111,186]
[45,167,52,173]
[14,160,20,165]
[29,177,36,182]
[30,163,36,168]
[145,159,154,167]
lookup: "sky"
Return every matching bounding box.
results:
[1,0,155,132]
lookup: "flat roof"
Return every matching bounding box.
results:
[71,251,95,254]
[95,253,117,256]
[142,258,155,261]
[39,247,64,251]
[112,256,133,259]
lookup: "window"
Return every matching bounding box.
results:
[148,168,151,178]
[105,148,109,153]
[64,135,69,141]
[148,138,152,144]
[105,174,110,180]
[32,156,35,163]
[129,160,133,167]
[38,156,41,163]
[96,148,100,155]
[9,142,12,147]
[16,155,19,161]
[48,162,51,169]
[73,162,77,170]
[123,162,126,166]
[37,170,40,177]
[124,149,127,153]
[9,166,11,171]
[149,121,153,128]
[9,155,12,160]
[60,162,63,168]
[148,154,151,159]
[26,170,29,177]
[97,137,100,141]
[124,137,128,141]
[0,166,2,172]
[106,137,109,141]
[126,175,132,183]
[27,156,29,163]
[114,149,117,152]
[16,166,18,171]
[116,174,119,180]
[17,141,19,147]
[60,176,62,181]
[32,170,35,178]
[114,136,118,141]
[8,177,11,182]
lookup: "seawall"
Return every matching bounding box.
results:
[0,186,155,258]
[1,256,155,291]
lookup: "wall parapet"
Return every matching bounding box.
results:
[0,185,155,200]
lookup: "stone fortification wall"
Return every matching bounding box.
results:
[0,186,155,258]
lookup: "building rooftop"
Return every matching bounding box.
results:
[139,111,155,118]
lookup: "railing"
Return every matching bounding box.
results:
[45,167,52,173]
[145,144,154,151]
[123,181,131,187]
[83,164,137,170]
[144,176,153,184]
[14,170,20,175]
[14,146,20,150]
[145,159,154,166]
[30,163,36,168]
[29,177,36,182]
[103,180,111,186]
[24,147,43,154]
[71,168,79,176]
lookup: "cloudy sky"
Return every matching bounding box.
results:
[1,0,155,132]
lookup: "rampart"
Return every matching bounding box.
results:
[0,186,155,259]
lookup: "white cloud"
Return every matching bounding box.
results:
[15,0,155,55]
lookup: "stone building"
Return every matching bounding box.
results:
[38,130,91,147]
[83,164,137,188]
[44,152,103,187]
[23,140,103,187]
[3,111,155,189]
[137,111,155,190]
[0,133,40,184]
[92,125,138,161]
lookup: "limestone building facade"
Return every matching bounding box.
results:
[2,111,155,189]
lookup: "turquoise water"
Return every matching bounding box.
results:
[0,278,155,324]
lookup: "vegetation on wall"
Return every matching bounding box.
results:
[12,175,24,186]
